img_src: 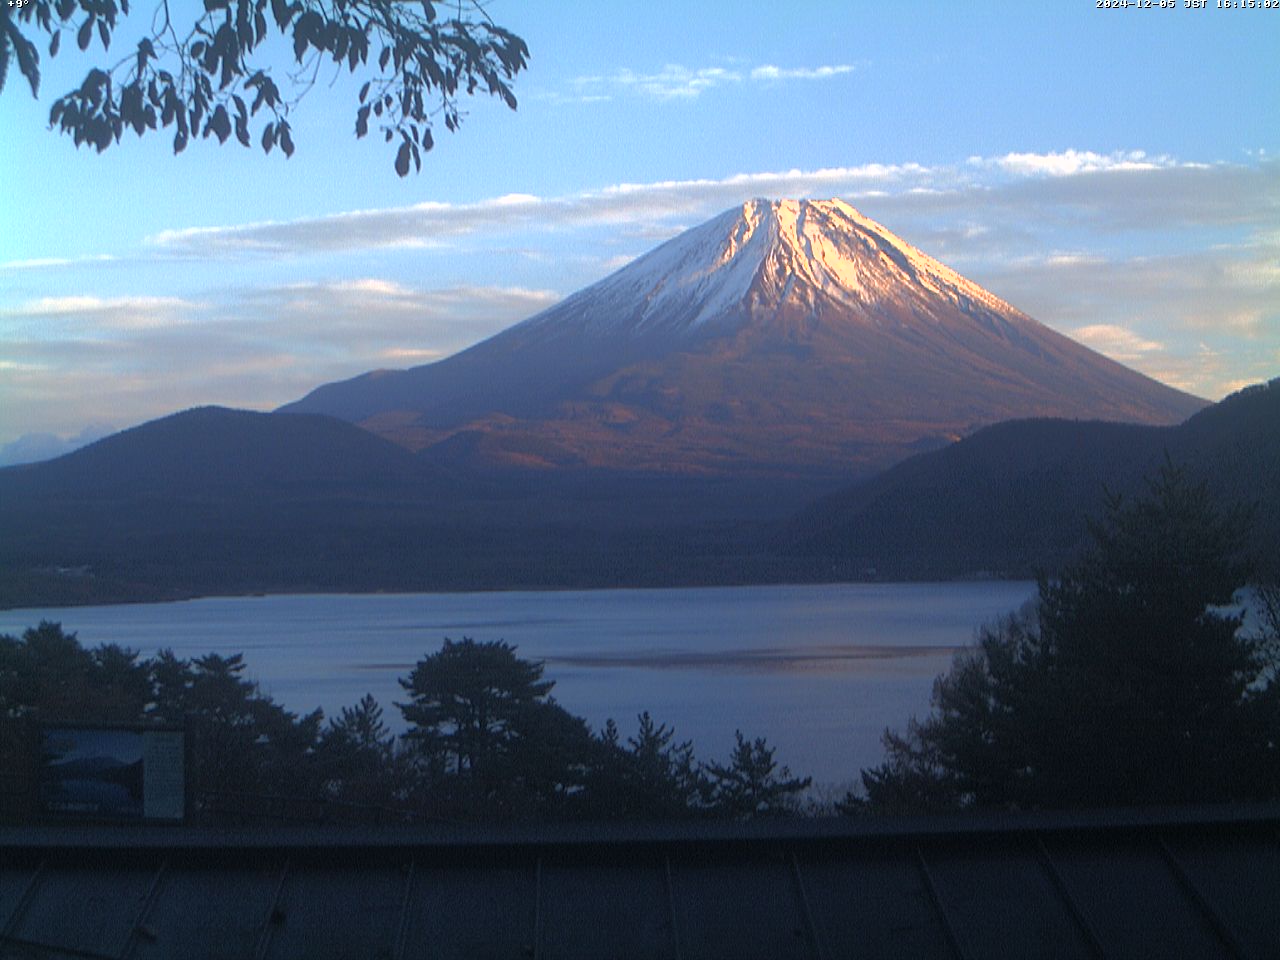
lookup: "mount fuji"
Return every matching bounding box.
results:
[282,199,1205,478]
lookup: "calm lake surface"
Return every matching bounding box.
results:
[0,582,1036,784]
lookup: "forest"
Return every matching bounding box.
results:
[2,463,1277,824]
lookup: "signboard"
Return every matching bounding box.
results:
[39,725,186,822]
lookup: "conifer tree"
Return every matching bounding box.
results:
[857,461,1278,811]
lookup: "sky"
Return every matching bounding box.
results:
[1,1,1277,460]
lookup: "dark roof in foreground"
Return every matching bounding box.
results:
[2,804,1279,959]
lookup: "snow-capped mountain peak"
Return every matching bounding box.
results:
[283,198,1205,477]
[517,198,1022,340]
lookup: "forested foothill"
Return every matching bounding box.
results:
[3,381,1277,611]
[2,460,1277,824]
[790,378,1280,581]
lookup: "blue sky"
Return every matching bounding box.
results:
[1,1,1277,456]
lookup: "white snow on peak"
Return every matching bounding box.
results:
[516,198,1025,340]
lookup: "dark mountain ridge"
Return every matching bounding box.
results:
[1,383,1272,609]
[0,406,432,499]
[0,407,830,608]
[788,378,1280,579]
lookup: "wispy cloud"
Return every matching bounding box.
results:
[968,237,1279,399]
[147,163,936,256]
[144,155,1279,262]
[0,280,560,444]
[974,149,1178,177]
[0,423,117,467]
[1071,324,1166,362]
[569,60,858,101]
[0,254,117,271]
[4,295,199,333]
[14,295,193,318]
[246,281,558,337]
[750,64,856,81]
[147,163,942,257]
[612,64,742,99]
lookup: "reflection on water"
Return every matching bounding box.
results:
[0,581,1035,784]
[346,643,965,674]
[544,643,965,671]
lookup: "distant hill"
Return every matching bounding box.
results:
[0,384,1272,609]
[786,379,1280,579]
[0,407,456,606]
[0,406,427,497]
[283,199,1204,478]
[0,407,825,608]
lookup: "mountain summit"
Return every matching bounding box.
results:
[283,199,1205,477]
[517,198,1025,339]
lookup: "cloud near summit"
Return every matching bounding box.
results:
[147,163,933,256]
[145,153,1276,261]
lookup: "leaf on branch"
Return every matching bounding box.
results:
[77,19,92,52]
[135,39,151,78]
[1,36,12,98]
[270,0,294,32]
[394,140,410,177]
[120,82,145,135]
[292,11,322,62]
[207,104,231,143]
[5,22,40,97]
[49,30,61,57]
[161,88,176,125]
[212,23,236,87]
[236,7,253,49]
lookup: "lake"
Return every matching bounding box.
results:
[0,582,1037,785]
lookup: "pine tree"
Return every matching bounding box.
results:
[857,461,1279,811]
[397,637,554,777]
[705,731,811,819]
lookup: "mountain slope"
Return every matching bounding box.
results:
[0,406,429,498]
[0,407,823,608]
[787,378,1280,579]
[283,199,1205,477]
